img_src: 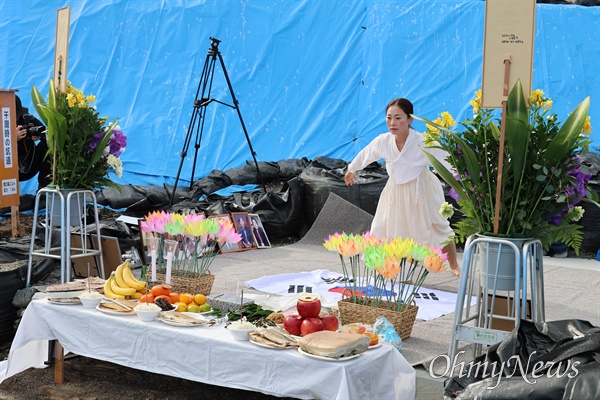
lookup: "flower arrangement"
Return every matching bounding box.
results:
[140,211,241,279]
[323,232,447,313]
[31,79,126,190]
[415,80,599,253]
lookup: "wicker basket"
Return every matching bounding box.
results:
[337,298,419,340]
[147,271,215,296]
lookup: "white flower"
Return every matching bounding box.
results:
[107,154,123,178]
[566,206,585,222]
[439,202,455,219]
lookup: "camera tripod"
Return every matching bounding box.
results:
[170,37,265,204]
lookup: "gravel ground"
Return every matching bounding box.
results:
[0,213,297,400]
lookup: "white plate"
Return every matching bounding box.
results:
[96,304,136,316]
[158,312,210,327]
[368,342,382,350]
[199,308,213,315]
[297,347,362,362]
[249,338,294,350]
[47,297,81,305]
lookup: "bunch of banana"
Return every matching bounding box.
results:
[103,261,147,299]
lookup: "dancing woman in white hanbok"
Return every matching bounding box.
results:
[345,98,460,276]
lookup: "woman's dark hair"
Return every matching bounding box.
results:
[386,98,413,116]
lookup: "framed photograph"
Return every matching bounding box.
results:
[248,213,271,249]
[209,214,242,253]
[231,212,257,250]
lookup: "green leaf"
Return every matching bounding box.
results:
[544,97,590,164]
[422,151,469,201]
[411,115,454,135]
[505,79,531,188]
[452,134,480,186]
[30,86,49,125]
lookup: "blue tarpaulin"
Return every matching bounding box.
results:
[1,0,598,195]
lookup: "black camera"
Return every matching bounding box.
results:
[21,114,46,138]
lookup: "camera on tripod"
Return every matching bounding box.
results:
[21,114,47,139]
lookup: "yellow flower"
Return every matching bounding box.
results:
[582,116,592,135]
[66,93,76,108]
[423,131,436,145]
[86,94,97,103]
[426,119,440,135]
[440,111,456,128]
[384,237,411,260]
[470,89,482,114]
[529,89,553,109]
[529,89,544,106]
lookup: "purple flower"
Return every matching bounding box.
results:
[449,188,460,202]
[108,130,127,157]
[88,131,107,153]
[87,130,127,157]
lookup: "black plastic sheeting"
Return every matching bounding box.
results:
[300,156,386,229]
[94,157,383,239]
[0,259,55,344]
[3,155,600,250]
[443,319,600,400]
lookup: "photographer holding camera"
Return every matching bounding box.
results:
[15,95,51,190]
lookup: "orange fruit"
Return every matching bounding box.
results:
[139,294,155,303]
[193,294,206,306]
[154,294,172,304]
[175,302,188,312]
[169,292,180,304]
[179,293,194,304]
[150,284,170,297]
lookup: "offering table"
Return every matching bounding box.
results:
[0,299,416,399]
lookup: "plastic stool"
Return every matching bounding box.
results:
[448,235,545,363]
[26,188,105,286]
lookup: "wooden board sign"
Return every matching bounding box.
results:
[481,0,536,108]
[0,90,20,208]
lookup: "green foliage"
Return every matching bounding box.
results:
[30,80,124,190]
[415,80,598,253]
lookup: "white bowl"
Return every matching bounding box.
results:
[135,308,161,322]
[78,296,103,309]
[227,326,255,341]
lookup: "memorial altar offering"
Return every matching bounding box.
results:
[323,232,448,339]
[140,211,241,294]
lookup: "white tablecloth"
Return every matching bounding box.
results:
[0,299,415,400]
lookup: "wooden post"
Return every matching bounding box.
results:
[54,7,70,94]
[53,340,64,384]
[493,57,511,234]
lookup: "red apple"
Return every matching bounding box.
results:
[296,294,321,318]
[300,317,325,336]
[283,314,304,336]
[321,314,339,331]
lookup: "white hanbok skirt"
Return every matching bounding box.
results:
[370,168,454,248]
